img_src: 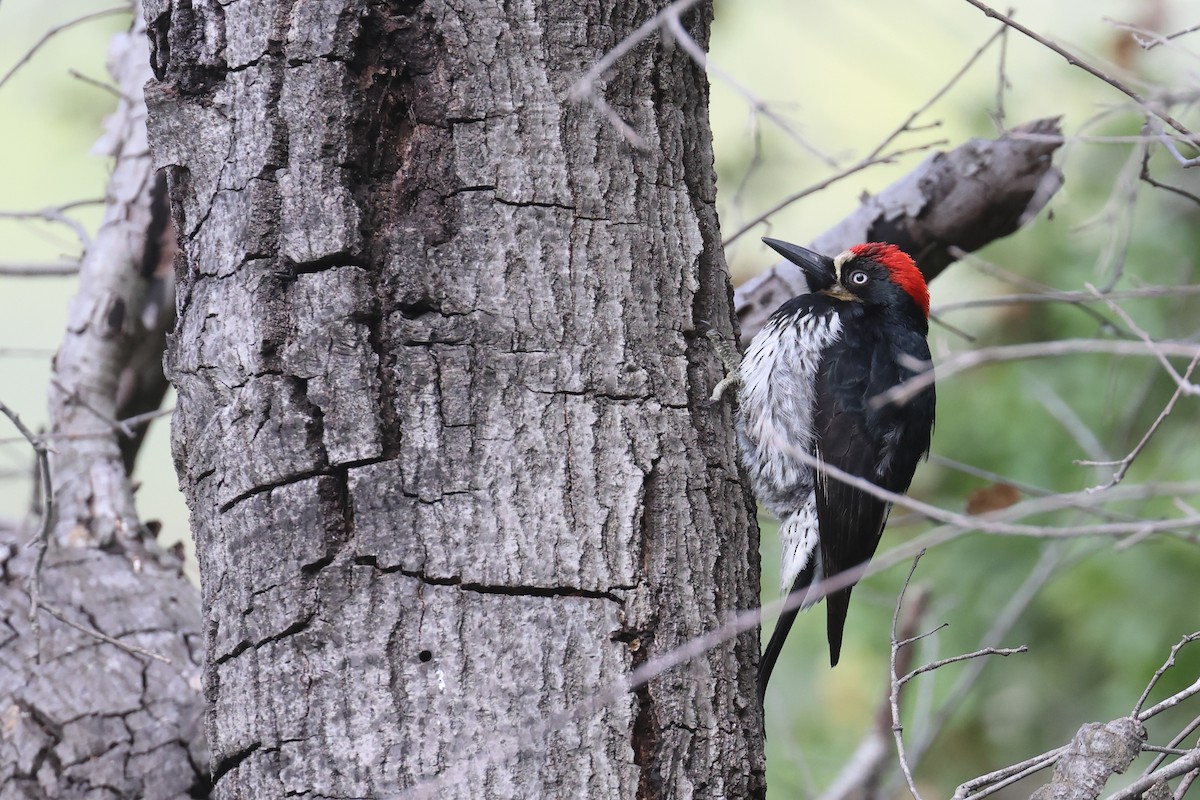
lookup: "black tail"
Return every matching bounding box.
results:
[757,561,817,705]
[824,586,854,667]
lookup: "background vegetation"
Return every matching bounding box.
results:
[3,0,1199,796]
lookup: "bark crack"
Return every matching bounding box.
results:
[209,740,262,785]
[357,562,630,603]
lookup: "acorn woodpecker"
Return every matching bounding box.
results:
[724,238,936,701]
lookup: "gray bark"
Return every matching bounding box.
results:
[735,117,1065,340]
[144,0,762,797]
[1029,718,1145,800]
[0,8,206,798]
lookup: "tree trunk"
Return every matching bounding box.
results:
[144,0,762,796]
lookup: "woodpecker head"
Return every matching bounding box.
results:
[763,238,929,321]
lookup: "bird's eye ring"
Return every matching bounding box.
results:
[849,271,869,286]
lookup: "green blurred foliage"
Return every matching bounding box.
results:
[713,0,1200,796]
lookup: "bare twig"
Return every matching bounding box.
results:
[0,6,130,92]
[0,261,80,276]
[900,646,1028,687]
[1080,352,1200,491]
[1104,749,1200,800]
[720,140,947,247]
[35,601,171,664]
[896,622,950,650]
[819,587,930,800]
[1086,285,1200,397]
[1105,19,1200,51]
[890,553,929,800]
[867,23,1007,161]
[991,9,1012,129]
[50,377,136,439]
[774,440,1200,542]
[904,544,1071,773]
[0,405,174,446]
[1140,678,1200,723]
[958,0,1199,144]
[661,12,837,167]
[1147,117,1200,168]
[935,285,1200,315]
[1139,126,1200,207]
[0,206,91,251]
[0,400,55,647]
[874,338,1200,409]
[568,0,721,152]
[1176,768,1199,800]
[955,749,1066,800]
[1144,715,1200,779]
[67,68,123,99]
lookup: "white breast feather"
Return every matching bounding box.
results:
[736,309,841,593]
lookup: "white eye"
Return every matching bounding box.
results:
[849,270,869,286]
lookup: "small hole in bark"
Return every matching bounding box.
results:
[398,297,440,319]
[418,650,433,663]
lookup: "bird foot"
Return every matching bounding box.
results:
[700,324,742,404]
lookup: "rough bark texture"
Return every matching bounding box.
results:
[0,534,207,799]
[0,9,206,798]
[144,0,762,797]
[1029,718,1145,800]
[735,117,1065,340]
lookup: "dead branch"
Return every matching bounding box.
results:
[1027,719,1147,800]
[735,117,1064,339]
[46,4,175,546]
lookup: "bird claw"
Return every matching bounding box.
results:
[698,322,742,404]
[708,373,741,405]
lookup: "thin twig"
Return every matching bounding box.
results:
[873,338,1200,409]
[1139,125,1200,207]
[1140,678,1200,723]
[896,622,949,650]
[0,6,130,91]
[900,646,1028,687]
[0,400,55,650]
[935,284,1200,315]
[890,553,929,800]
[566,0,702,149]
[49,377,136,439]
[874,24,1007,161]
[1086,285,1200,397]
[1175,768,1199,800]
[774,439,1200,542]
[1105,19,1200,51]
[905,544,1070,773]
[0,261,80,276]
[720,140,947,247]
[958,0,1198,143]
[661,12,837,166]
[1143,746,1197,757]
[954,748,1067,800]
[991,9,1012,129]
[819,588,930,800]
[1080,352,1200,491]
[1104,749,1200,800]
[67,68,123,99]
[35,601,172,664]
[1144,715,1200,778]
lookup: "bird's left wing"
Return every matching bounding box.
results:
[811,335,927,664]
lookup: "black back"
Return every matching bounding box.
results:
[813,302,935,664]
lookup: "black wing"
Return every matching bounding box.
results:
[813,318,934,665]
